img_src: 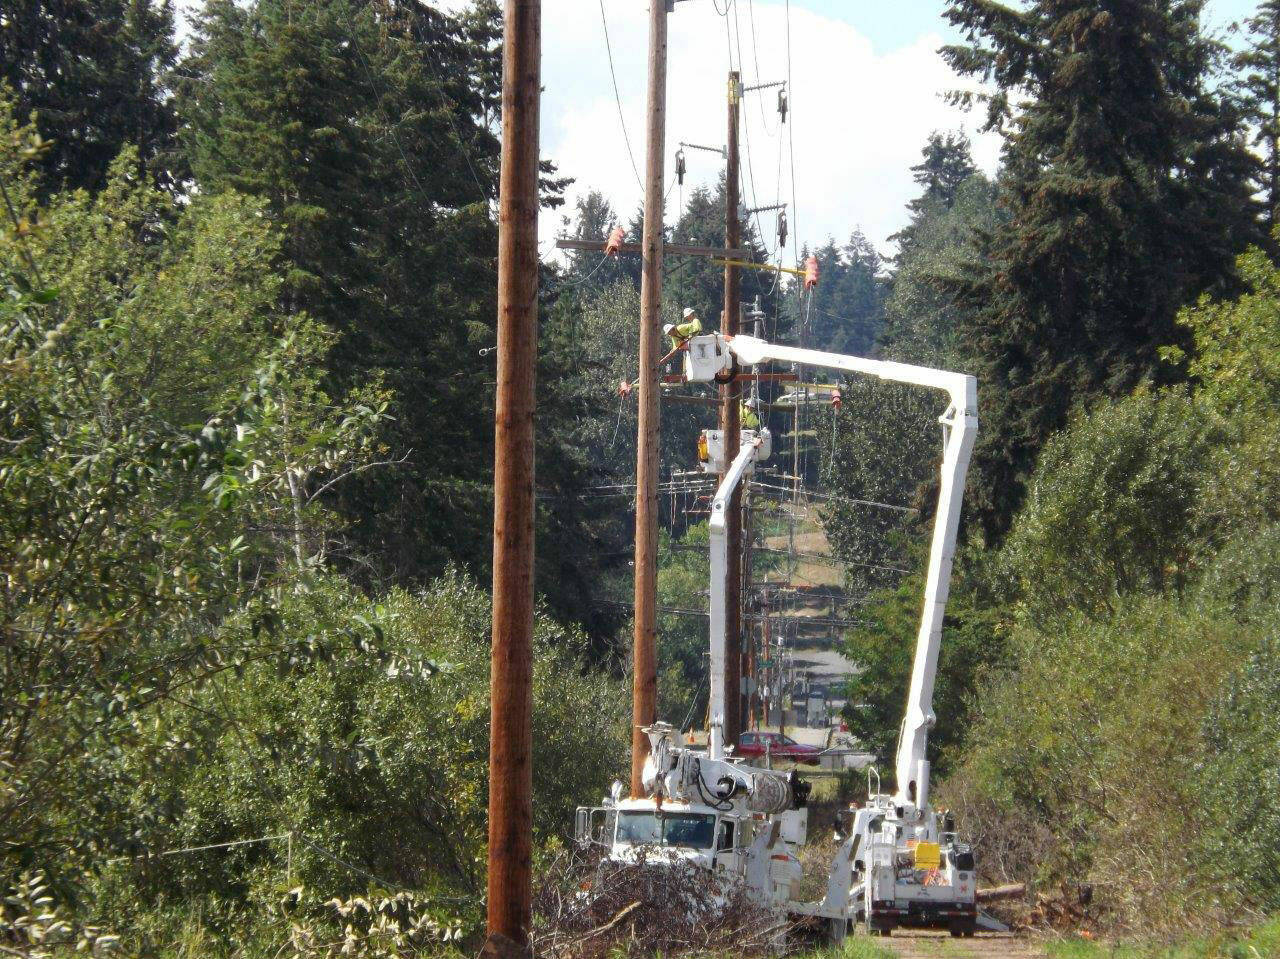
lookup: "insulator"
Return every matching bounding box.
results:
[778,88,788,123]
[777,209,788,248]
[803,254,819,291]
[675,148,686,185]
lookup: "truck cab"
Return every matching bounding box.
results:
[576,790,805,904]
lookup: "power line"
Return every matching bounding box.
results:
[785,0,801,257]
[598,0,644,193]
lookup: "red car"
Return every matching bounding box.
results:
[734,731,823,765]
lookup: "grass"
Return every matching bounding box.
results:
[796,935,895,959]
[1046,917,1280,959]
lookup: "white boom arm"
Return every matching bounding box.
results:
[693,334,977,806]
[708,435,766,760]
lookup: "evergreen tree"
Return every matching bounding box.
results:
[801,231,887,356]
[666,174,781,331]
[880,134,1001,366]
[177,0,504,584]
[943,0,1262,542]
[557,189,637,291]
[891,131,977,256]
[0,0,178,192]
[1233,1,1280,227]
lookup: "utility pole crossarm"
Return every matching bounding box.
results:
[554,237,752,260]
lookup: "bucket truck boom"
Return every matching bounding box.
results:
[573,330,981,941]
[684,333,982,936]
[708,434,766,761]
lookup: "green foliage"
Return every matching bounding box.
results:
[881,172,1001,368]
[98,575,626,906]
[177,0,505,589]
[796,936,894,959]
[1046,916,1280,959]
[1198,629,1280,914]
[890,131,978,260]
[1170,244,1280,422]
[943,0,1262,542]
[800,231,888,356]
[0,0,178,192]
[820,377,941,595]
[1232,2,1280,226]
[963,596,1257,925]
[954,243,1280,928]
[841,556,1004,774]
[655,525,712,727]
[0,105,388,882]
[998,390,1222,624]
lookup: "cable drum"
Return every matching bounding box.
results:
[744,769,792,814]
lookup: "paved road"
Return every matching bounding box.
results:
[875,930,1046,959]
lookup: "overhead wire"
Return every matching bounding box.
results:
[785,0,801,261]
[598,0,645,194]
[726,6,773,260]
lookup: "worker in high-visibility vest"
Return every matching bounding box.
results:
[741,397,761,430]
[664,307,702,350]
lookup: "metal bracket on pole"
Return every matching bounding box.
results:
[678,140,727,160]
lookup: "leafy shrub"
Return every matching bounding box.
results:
[998,390,1221,625]
[959,596,1258,929]
[93,573,628,923]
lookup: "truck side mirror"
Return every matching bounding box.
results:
[574,807,591,847]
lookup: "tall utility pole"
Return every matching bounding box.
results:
[486,0,539,954]
[720,69,743,749]
[630,0,669,797]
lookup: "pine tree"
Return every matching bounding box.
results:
[881,174,1001,367]
[943,0,1262,542]
[1234,1,1280,227]
[178,0,505,583]
[0,0,178,192]
[892,131,977,256]
[802,231,887,356]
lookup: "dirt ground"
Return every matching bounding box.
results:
[875,930,1047,959]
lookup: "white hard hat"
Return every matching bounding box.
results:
[682,307,696,319]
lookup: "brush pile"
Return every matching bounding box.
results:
[532,850,787,959]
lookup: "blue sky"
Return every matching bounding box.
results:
[176,0,1264,256]
[530,0,1266,256]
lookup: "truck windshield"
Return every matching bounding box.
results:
[615,811,715,849]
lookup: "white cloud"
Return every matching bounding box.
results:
[539,1,1001,258]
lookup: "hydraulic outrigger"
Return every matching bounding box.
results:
[577,330,981,939]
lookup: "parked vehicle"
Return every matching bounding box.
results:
[735,731,823,765]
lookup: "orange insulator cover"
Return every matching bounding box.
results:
[803,254,819,290]
[605,226,625,257]
[831,388,842,411]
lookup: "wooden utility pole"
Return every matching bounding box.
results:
[720,69,744,749]
[487,1,539,953]
[630,0,669,796]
